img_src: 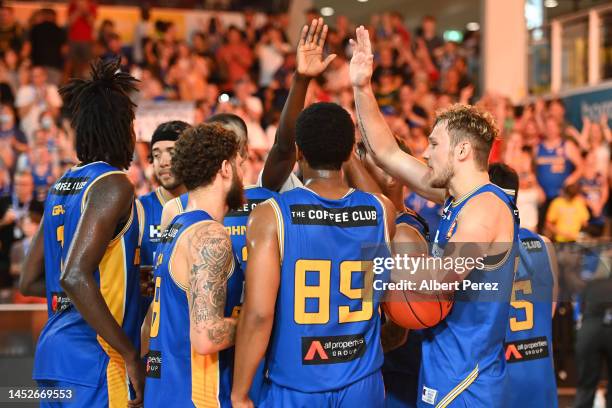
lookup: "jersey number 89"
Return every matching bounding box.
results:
[294,259,373,325]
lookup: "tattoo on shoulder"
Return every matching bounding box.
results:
[188,222,236,346]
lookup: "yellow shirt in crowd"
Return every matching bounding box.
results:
[546,195,590,242]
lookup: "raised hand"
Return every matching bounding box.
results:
[297,18,336,77]
[349,26,374,89]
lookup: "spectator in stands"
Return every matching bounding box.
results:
[101,32,129,71]
[0,103,27,158]
[256,25,290,87]
[579,115,611,179]
[23,8,66,86]
[132,4,152,66]
[10,203,45,303]
[217,26,253,91]
[0,7,24,56]
[579,151,608,237]
[0,172,15,302]
[515,146,545,232]
[234,77,263,123]
[535,115,583,231]
[29,142,58,202]
[67,0,97,78]
[546,183,590,242]
[15,66,62,141]
[416,15,444,63]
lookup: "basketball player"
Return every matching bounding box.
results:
[356,140,430,408]
[153,116,278,406]
[139,121,189,281]
[143,123,245,407]
[232,102,396,408]
[259,17,336,192]
[350,26,519,407]
[20,59,144,407]
[138,121,189,340]
[488,163,559,408]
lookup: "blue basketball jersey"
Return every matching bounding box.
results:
[535,141,574,199]
[223,186,278,272]
[34,162,143,400]
[419,183,519,408]
[138,187,175,268]
[505,228,557,408]
[144,209,242,408]
[266,186,391,392]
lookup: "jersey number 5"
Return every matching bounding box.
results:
[150,277,162,338]
[510,279,533,332]
[294,259,374,325]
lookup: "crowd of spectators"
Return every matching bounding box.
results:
[0,1,609,304]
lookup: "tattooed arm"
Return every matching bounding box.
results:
[349,26,445,204]
[188,221,237,355]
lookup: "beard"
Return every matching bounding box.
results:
[428,162,454,189]
[226,170,245,211]
[159,175,182,191]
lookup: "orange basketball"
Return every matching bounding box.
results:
[382,291,453,329]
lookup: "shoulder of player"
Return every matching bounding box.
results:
[247,200,279,230]
[161,196,181,219]
[87,172,134,205]
[461,191,511,216]
[394,222,427,246]
[456,191,513,234]
[370,192,395,214]
[180,220,232,256]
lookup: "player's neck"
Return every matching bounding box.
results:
[302,168,351,198]
[448,169,489,200]
[186,186,226,223]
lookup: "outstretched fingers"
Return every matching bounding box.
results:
[298,24,309,47]
[318,24,329,49]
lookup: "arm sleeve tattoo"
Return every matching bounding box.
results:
[188,222,236,346]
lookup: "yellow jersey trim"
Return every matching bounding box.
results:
[190,346,220,407]
[436,364,479,408]
[372,195,392,254]
[155,187,171,206]
[267,198,284,263]
[451,183,490,208]
[97,239,130,406]
[135,199,145,247]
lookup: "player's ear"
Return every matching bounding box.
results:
[220,159,232,179]
[456,141,470,161]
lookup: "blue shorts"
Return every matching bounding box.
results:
[260,370,384,408]
[383,372,418,408]
[37,379,107,408]
[38,376,134,407]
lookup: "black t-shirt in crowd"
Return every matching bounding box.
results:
[28,21,67,69]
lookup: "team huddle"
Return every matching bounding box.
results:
[20,20,558,408]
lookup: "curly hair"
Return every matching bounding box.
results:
[296,102,355,170]
[60,59,139,170]
[434,104,498,171]
[172,123,239,190]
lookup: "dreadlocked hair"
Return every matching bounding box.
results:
[60,59,139,169]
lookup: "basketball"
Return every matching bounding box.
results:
[382,292,453,329]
